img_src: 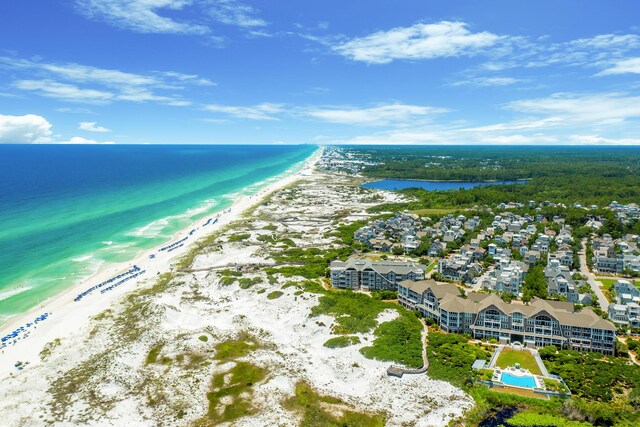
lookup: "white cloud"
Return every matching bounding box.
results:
[306,104,447,126]
[74,0,265,35]
[598,57,640,76]
[333,21,501,64]
[479,33,640,72]
[42,63,158,86]
[334,130,445,145]
[461,117,564,133]
[475,134,557,144]
[568,134,640,145]
[328,127,640,146]
[2,57,207,106]
[159,71,216,86]
[56,107,96,114]
[57,136,115,144]
[0,114,53,144]
[568,34,640,51]
[75,0,210,34]
[208,0,266,28]
[204,103,283,120]
[79,121,110,132]
[506,92,640,125]
[449,76,521,87]
[15,80,114,104]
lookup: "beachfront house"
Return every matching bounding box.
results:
[398,279,616,354]
[330,257,426,291]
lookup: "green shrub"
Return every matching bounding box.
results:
[324,336,361,348]
[219,276,238,286]
[228,233,251,242]
[360,309,423,368]
[283,382,385,427]
[146,344,164,365]
[267,291,284,300]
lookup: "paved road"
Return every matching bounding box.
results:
[579,238,610,311]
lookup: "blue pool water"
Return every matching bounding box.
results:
[362,179,527,191]
[500,372,536,388]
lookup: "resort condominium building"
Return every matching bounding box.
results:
[329,258,426,291]
[398,279,616,355]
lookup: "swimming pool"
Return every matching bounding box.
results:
[500,372,536,388]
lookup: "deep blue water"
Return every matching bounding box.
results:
[0,144,315,320]
[362,179,527,191]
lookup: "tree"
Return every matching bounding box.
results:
[523,265,548,302]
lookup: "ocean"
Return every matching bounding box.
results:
[0,144,316,323]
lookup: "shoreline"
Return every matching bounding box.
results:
[0,147,322,376]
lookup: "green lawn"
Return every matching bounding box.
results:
[597,278,618,289]
[598,278,617,302]
[496,349,543,376]
[425,261,438,273]
[597,277,639,289]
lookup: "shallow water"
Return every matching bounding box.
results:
[0,144,315,320]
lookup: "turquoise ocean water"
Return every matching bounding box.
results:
[0,144,315,323]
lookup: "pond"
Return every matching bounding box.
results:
[362,179,528,191]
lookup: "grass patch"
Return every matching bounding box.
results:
[198,335,208,342]
[267,290,284,300]
[279,238,296,247]
[218,268,243,277]
[177,223,232,269]
[257,234,278,244]
[262,224,278,231]
[425,261,438,273]
[203,362,267,425]
[542,378,568,393]
[283,381,385,427]
[146,344,164,365]
[48,351,113,420]
[40,338,62,361]
[256,288,266,294]
[360,309,423,368]
[496,349,543,376]
[238,277,262,289]
[598,278,620,302]
[507,410,592,427]
[427,332,493,388]
[228,233,251,242]
[213,333,260,362]
[264,265,327,279]
[598,278,618,288]
[324,335,361,348]
[311,291,387,334]
[219,276,238,286]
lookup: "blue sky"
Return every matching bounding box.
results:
[1,0,640,145]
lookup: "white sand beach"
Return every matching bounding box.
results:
[0,149,322,377]
[0,149,472,426]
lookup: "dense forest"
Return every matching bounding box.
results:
[346,146,640,207]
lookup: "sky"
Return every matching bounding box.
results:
[1,0,640,145]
